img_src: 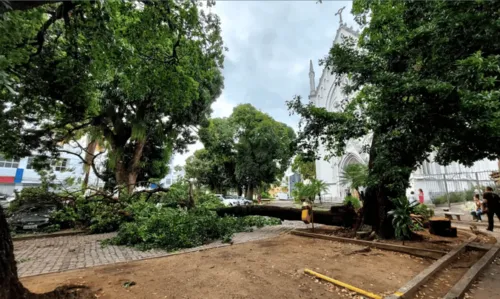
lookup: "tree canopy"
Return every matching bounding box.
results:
[0,0,224,191]
[291,154,316,180]
[288,0,500,236]
[186,104,296,198]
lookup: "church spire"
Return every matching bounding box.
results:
[309,59,316,97]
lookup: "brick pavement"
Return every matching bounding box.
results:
[14,221,311,277]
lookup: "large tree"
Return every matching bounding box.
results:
[289,0,500,237]
[231,104,296,200]
[0,0,224,192]
[0,1,224,297]
[184,148,235,194]
[186,104,296,198]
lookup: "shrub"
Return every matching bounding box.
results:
[388,197,419,240]
[343,195,361,210]
[196,193,224,209]
[411,203,434,221]
[108,203,281,251]
[432,188,478,205]
[261,191,272,199]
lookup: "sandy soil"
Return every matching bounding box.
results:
[21,234,433,299]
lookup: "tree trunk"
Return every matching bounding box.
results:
[237,186,243,197]
[82,139,97,189]
[127,172,139,194]
[246,184,254,201]
[115,159,128,192]
[0,206,29,298]
[361,132,414,239]
[187,180,195,209]
[216,205,357,227]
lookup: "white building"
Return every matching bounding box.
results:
[309,22,498,203]
[0,142,92,195]
[158,157,175,187]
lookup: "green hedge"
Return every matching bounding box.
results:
[432,189,475,205]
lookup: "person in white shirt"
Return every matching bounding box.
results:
[408,191,417,204]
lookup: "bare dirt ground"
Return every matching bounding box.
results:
[21,234,432,299]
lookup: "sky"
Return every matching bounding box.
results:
[173,0,357,166]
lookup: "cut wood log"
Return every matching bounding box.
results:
[215,205,357,227]
[429,217,457,237]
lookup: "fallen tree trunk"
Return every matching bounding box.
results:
[216,205,357,227]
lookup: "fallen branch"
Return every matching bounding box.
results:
[215,205,357,227]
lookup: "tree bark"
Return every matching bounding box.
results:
[237,186,243,197]
[115,159,128,192]
[82,139,97,189]
[0,206,29,299]
[216,205,357,227]
[361,132,414,239]
[246,184,254,201]
[126,140,146,193]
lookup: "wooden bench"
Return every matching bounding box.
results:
[444,212,465,221]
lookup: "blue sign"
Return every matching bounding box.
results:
[14,168,24,183]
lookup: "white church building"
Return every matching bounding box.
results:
[309,22,498,203]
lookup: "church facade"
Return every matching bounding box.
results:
[309,23,498,203]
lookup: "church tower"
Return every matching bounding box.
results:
[308,59,316,100]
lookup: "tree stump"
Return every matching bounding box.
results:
[429,217,457,237]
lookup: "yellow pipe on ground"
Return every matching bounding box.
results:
[304,269,382,299]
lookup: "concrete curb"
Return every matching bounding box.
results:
[19,242,232,278]
[290,230,447,259]
[13,230,87,241]
[384,235,476,299]
[443,241,500,299]
[452,219,500,229]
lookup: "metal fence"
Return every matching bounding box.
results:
[412,170,497,206]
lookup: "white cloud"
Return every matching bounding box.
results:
[173,140,203,167]
[173,1,356,166]
[173,95,235,166]
[211,94,236,118]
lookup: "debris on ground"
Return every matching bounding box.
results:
[122,281,136,288]
[343,246,371,256]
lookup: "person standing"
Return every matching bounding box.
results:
[418,189,424,204]
[482,186,500,231]
[409,191,417,204]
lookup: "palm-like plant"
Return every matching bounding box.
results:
[387,197,420,240]
[310,179,328,204]
[339,163,368,191]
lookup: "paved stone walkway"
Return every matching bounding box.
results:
[14,221,309,277]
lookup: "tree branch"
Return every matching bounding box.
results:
[57,148,107,182]
[31,1,76,56]
[132,186,170,202]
